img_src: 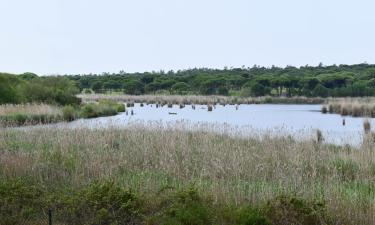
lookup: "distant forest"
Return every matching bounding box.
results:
[67,63,375,97]
[2,64,375,105]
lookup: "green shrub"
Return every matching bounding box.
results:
[116,103,126,112]
[62,105,76,121]
[80,101,124,118]
[263,195,330,225]
[0,178,45,225]
[236,207,271,225]
[81,103,97,118]
[69,181,140,225]
[149,187,213,225]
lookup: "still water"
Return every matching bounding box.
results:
[54,103,374,146]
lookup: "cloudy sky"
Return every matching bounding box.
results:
[1,0,374,75]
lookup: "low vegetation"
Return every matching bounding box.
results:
[0,101,125,127]
[322,97,375,117]
[0,123,374,224]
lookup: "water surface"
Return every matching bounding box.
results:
[57,104,374,146]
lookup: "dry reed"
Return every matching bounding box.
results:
[0,103,62,116]
[78,94,325,105]
[324,98,375,117]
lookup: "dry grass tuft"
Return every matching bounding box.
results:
[0,103,62,116]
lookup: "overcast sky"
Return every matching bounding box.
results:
[1,0,374,75]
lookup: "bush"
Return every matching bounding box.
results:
[80,101,124,118]
[263,195,330,225]
[236,207,271,225]
[62,105,76,121]
[81,103,97,118]
[148,187,213,225]
[0,178,45,225]
[69,181,140,225]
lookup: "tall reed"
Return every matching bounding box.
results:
[324,98,375,117]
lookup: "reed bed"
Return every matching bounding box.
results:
[0,123,374,224]
[0,103,64,127]
[78,94,325,105]
[0,103,62,116]
[0,101,126,127]
[324,98,375,117]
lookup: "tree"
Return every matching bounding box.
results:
[171,82,190,94]
[91,81,103,93]
[0,75,19,104]
[250,83,269,97]
[123,80,144,95]
[218,86,229,96]
[312,84,330,97]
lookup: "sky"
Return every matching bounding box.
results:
[0,0,375,75]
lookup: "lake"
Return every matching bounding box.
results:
[46,103,373,146]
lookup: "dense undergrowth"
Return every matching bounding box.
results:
[0,179,332,225]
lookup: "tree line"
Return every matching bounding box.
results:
[2,63,375,105]
[67,63,375,97]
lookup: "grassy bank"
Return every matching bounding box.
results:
[322,97,375,117]
[0,104,64,126]
[0,124,374,224]
[79,94,325,105]
[0,101,125,127]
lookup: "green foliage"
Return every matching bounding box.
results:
[0,73,21,104]
[71,181,140,225]
[80,101,124,118]
[0,179,140,225]
[62,105,77,121]
[312,84,331,97]
[149,187,213,225]
[0,179,340,225]
[0,178,45,225]
[236,207,271,225]
[171,82,190,94]
[123,80,144,95]
[64,63,375,97]
[263,195,330,225]
[0,73,80,105]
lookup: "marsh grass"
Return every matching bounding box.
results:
[0,123,374,224]
[324,98,375,117]
[0,104,64,127]
[78,94,325,105]
[0,101,125,127]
